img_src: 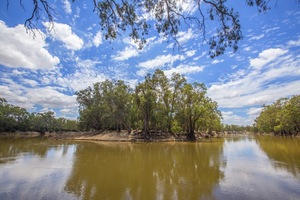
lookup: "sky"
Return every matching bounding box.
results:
[0,0,299,125]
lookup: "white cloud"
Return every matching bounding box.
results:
[250,48,288,69]
[177,28,196,44]
[139,54,182,69]
[247,107,262,115]
[21,79,39,87]
[208,47,300,111]
[56,59,107,91]
[243,46,252,51]
[212,59,224,64]
[185,50,196,57]
[0,81,77,111]
[178,0,197,14]
[93,31,102,47]
[263,26,280,34]
[62,0,72,14]
[193,52,206,61]
[26,87,77,109]
[221,111,251,125]
[140,0,196,22]
[166,29,196,48]
[248,33,265,41]
[12,69,26,76]
[112,46,139,61]
[0,21,59,70]
[164,64,205,77]
[44,22,83,51]
[287,37,300,47]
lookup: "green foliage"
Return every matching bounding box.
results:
[76,80,132,131]
[0,98,30,132]
[0,97,78,133]
[18,0,282,57]
[76,70,222,139]
[255,95,300,136]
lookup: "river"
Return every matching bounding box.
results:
[0,135,299,200]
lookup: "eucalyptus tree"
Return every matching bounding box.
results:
[12,0,285,57]
[176,82,207,140]
[136,70,187,134]
[196,99,222,133]
[282,95,300,134]
[76,80,132,131]
[151,69,171,132]
[255,95,300,136]
[135,74,157,133]
[0,97,30,132]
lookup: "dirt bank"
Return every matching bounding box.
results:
[0,130,247,142]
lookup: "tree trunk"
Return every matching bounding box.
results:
[187,116,196,141]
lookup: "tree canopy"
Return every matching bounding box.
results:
[11,0,285,58]
[76,70,222,140]
[0,97,78,133]
[255,95,300,136]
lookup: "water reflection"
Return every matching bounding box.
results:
[256,136,300,176]
[214,136,300,200]
[0,138,77,200]
[65,141,225,199]
[0,137,299,200]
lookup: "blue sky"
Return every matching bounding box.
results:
[0,0,299,125]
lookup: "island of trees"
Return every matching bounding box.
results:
[76,70,222,140]
[1,70,299,140]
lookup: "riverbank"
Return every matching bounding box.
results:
[0,130,233,142]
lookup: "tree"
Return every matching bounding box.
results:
[11,0,284,58]
[75,71,223,139]
[0,98,30,132]
[76,80,132,132]
[135,74,157,133]
[255,95,300,136]
[176,82,207,140]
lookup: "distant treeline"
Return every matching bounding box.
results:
[222,124,257,133]
[0,98,78,133]
[255,95,300,136]
[76,70,222,140]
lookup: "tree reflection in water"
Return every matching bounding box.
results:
[256,135,300,177]
[64,140,226,199]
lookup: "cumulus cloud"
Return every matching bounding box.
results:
[0,81,77,111]
[0,21,59,70]
[221,111,251,125]
[27,87,77,108]
[112,46,139,61]
[139,54,182,69]
[44,22,83,51]
[208,47,300,110]
[56,58,107,91]
[250,48,288,69]
[164,64,204,77]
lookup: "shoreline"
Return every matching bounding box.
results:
[0,130,254,142]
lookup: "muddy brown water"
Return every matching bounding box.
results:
[0,135,299,199]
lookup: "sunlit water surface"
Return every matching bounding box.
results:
[0,136,299,200]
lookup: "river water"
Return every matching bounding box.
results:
[0,135,299,200]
